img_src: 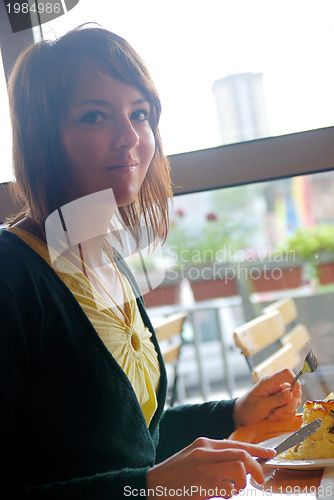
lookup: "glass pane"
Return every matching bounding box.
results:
[166,171,334,283]
[145,169,334,400]
[0,50,12,183]
[41,0,334,156]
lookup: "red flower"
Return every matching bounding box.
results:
[175,209,185,218]
[206,212,218,221]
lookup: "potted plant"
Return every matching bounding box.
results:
[241,249,304,293]
[191,212,304,295]
[280,225,334,285]
[165,211,254,301]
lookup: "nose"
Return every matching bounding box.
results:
[113,117,139,150]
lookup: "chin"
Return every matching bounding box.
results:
[114,191,139,208]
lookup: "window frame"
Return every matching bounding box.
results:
[170,126,334,196]
[0,2,34,80]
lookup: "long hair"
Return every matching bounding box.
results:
[8,26,172,243]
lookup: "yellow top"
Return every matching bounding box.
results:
[8,227,160,426]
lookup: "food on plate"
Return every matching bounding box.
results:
[281,393,334,460]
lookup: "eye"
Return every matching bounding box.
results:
[81,111,108,125]
[132,109,150,121]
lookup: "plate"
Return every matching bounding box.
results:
[259,433,334,470]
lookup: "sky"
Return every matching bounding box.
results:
[1,0,334,182]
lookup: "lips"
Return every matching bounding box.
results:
[106,158,138,171]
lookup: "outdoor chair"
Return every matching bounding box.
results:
[153,312,187,406]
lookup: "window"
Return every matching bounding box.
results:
[39,0,334,156]
[161,167,334,399]
[1,1,334,179]
[0,49,12,183]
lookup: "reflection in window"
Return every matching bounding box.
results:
[137,169,334,400]
[166,170,334,276]
[159,170,334,399]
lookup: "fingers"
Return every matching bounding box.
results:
[233,371,303,427]
[189,447,267,497]
[258,368,296,395]
[189,439,275,486]
[148,438,275,500]
[258,371,302,410]
[261,386,300,417]
[280,379,302,396]
[268,392,302,420]
[205,450,268,494]
[269,401,301,420]
[268,380,302,417]
[189,437,276,459]
[210,460,250,493]
[271,387,293,407]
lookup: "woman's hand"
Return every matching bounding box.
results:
[147,438,276,499]
[233,368,302,428]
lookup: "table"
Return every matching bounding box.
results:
[228,416,327,499]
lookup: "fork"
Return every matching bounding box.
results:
[291,343,318,389]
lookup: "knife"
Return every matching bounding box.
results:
[257,417,323,465]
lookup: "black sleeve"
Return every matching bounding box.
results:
[156,399,237,462]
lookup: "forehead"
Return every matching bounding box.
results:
[68,64,146,107]
[70,62,144,105]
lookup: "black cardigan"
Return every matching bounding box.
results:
[0,230,236,499]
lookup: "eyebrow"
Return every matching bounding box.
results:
[74,98,149,108]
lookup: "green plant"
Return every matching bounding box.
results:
[165,210,255,269]
[281,225,334,261]
[316,225,334,253]
[196,212,254,264]
[164,209,200,268]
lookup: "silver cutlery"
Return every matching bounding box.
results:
[291,343,318,390]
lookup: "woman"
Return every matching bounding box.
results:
[0,26,301,499]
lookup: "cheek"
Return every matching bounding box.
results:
[141,129,156,165]
[62,131,106,168]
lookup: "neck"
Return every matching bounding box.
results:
[10,214,46,241]
[46,189,118,269]
[76,235,107,270]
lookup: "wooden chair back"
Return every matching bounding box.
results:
[263,298,311,351]
[233,310,303,382]
[154,312,186,363]
[234,310,285,357]
[263,298,297,327]
[262,298,326,402]
[153,312,186,405]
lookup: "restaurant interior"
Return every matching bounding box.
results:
[1,2,334,497]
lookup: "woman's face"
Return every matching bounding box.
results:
[60,67,156,207]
